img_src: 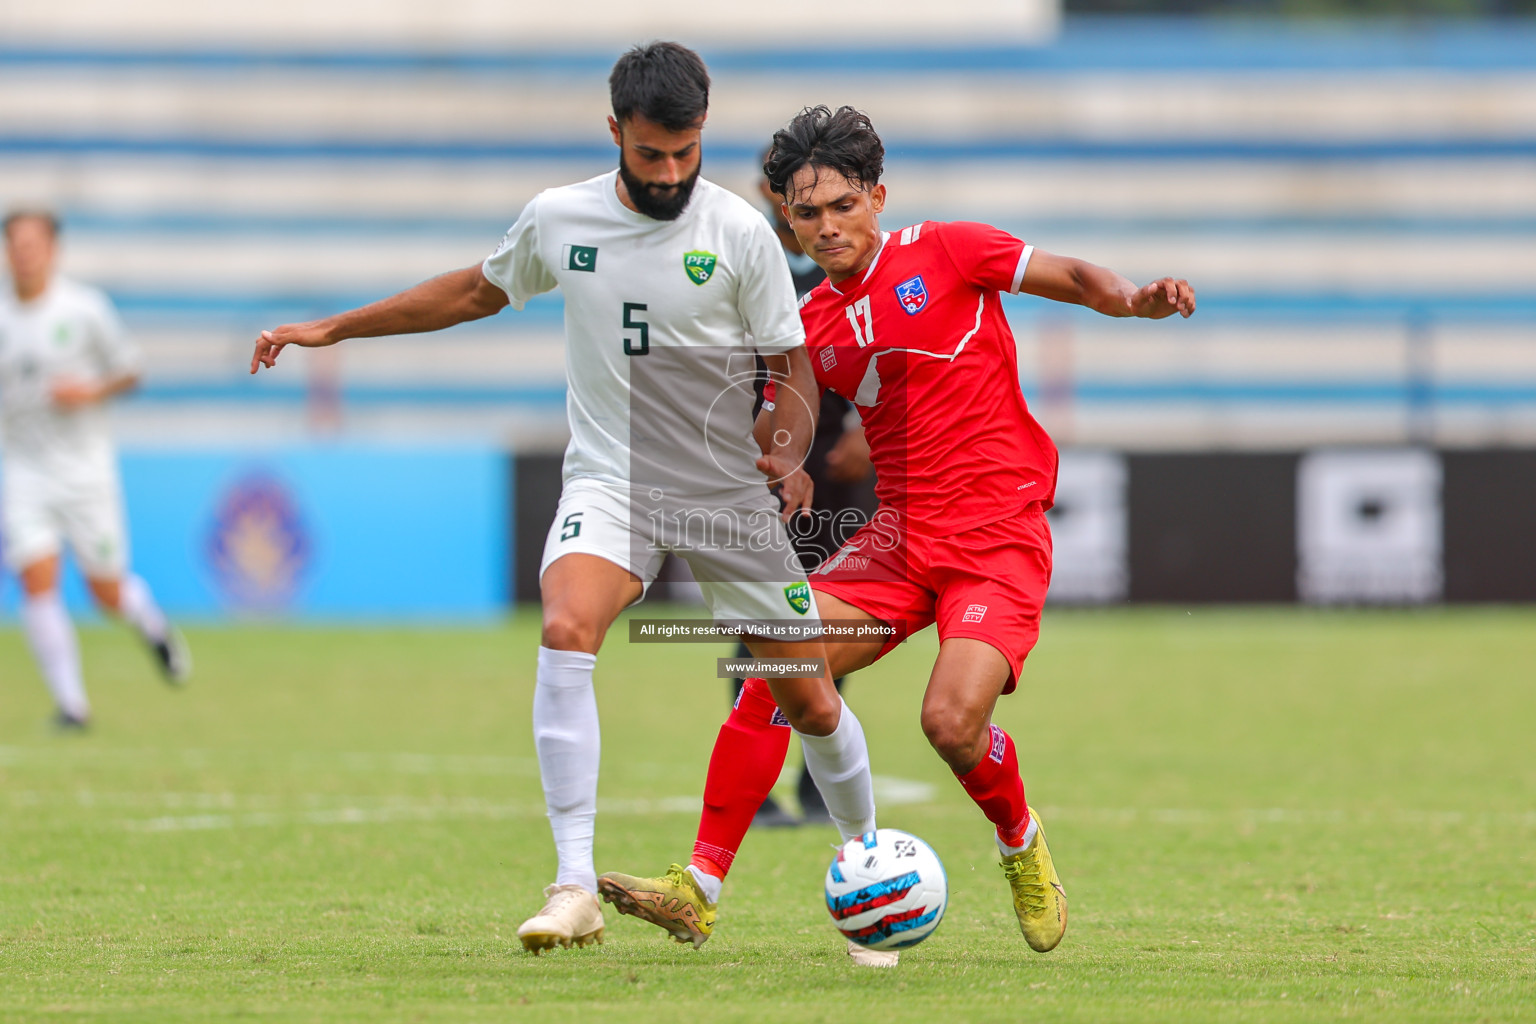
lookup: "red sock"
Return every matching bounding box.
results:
[691,677,791,879]
[954,724,1030,847]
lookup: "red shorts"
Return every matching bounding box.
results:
[810,503,1052,694]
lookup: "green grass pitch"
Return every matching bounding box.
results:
[2,608,1532,1022]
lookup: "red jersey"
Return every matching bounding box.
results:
[797,220,1058,535]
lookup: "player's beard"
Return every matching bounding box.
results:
[618,152,699,222]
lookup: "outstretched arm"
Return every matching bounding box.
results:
[250,265,510,373]
[1020,249,1195,320]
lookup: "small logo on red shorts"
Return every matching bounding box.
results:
[820,347,837,371]
[962,603,987,623]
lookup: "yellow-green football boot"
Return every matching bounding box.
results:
[597,864,717,948]
[1000,806,1068,951]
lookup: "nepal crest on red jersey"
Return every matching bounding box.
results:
[894,275,929,315]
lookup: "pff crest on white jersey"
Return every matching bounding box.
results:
[482,171,821,628]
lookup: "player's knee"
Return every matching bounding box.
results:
[921,706,985,770]
[87,578,122,613]
[785,693,842,737]
[18,558,60,596]
[20,575,57,599]
[540,612,601,653]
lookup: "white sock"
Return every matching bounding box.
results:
[796,699,876,841]
[686,864,723,904]
[22,593,89,720]
[997,816,1039,857]
[533,646,601,893]
[118,574,169,644]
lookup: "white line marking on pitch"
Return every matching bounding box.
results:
[1035,807,1536,827]
[116,803,1536,834]
[0,746,544,776]
[873,775,938,805]
[110,776,941,833]
[2,751,1524,835]
[122,796,693,833]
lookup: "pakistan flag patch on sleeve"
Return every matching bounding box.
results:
[784,581,812,615]
[684,250,718,285]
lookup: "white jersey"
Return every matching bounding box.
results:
[0,277,140,484]
[483,171,804,500]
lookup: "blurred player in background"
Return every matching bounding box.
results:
[250,45,878,955]
[609,105,1195,961]
[0,209,191,729]
[727,151,877,829]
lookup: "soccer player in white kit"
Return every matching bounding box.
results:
[1,210,191,728]
[250,43,877,954]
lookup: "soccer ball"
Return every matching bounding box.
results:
[824,828,947,951]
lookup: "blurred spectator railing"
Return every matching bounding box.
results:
[2,19,1531,451]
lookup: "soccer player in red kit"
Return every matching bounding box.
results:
[599,105,1195,961]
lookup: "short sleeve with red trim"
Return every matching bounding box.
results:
[934,220,1035,295]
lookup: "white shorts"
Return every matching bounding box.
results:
[1,467,129,578]
[539,478,822,633]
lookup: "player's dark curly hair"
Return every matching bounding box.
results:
[609,42,710,132]
[763,105,885,200]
